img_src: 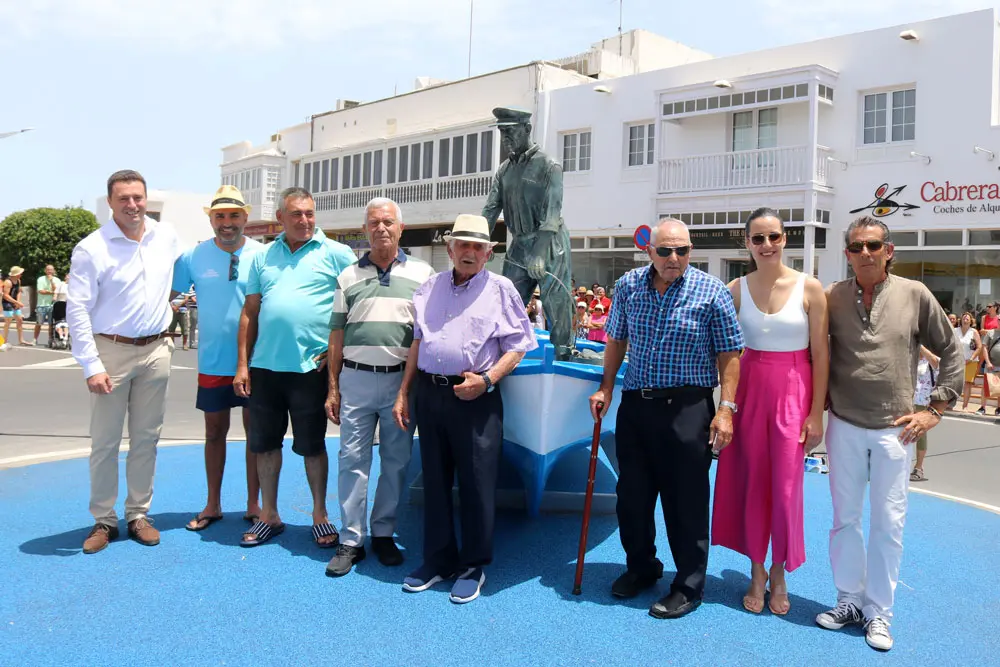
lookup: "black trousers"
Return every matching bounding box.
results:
[615,389,714,599]
[415,374,503,572]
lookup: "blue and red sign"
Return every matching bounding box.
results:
[632,225,653,250]
[633,225,651,250]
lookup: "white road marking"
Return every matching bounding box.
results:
[909,487,1000,515]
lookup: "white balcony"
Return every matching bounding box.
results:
[658,145,833,194]
[313,173,493,228]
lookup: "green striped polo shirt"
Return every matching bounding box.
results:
[330,249,434,366]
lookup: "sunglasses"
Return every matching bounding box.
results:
[654,245,691,258]
[229,253,239,281]
[846,240,886,254]
[750,232,784,246]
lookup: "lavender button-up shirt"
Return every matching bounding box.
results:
[413,269,537,375]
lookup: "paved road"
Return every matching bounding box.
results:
[0,344,997,508]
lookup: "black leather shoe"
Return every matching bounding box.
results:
[649,590,702,619]
[371,537,404,566]
[611,560,664,599]
[325,544,366,577]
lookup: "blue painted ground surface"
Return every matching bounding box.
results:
[2,439,998,667]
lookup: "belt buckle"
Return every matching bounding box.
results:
[432,374,450,386]
[640,388,653,400]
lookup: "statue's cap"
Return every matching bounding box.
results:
[491,107,532,126]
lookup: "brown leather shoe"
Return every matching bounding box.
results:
[127,517,160,546]
[82,523,120,554]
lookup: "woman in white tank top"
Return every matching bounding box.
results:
[711,208,829,617]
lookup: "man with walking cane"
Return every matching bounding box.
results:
[588,219,744,619]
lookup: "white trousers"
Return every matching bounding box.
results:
[826,413,913,621]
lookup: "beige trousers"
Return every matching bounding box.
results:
[89,336,173,526]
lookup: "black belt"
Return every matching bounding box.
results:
[420,371,468,387]
[624,386,713,400]
[343,359,405,373]
[98,332,175,346]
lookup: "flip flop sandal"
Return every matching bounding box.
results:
[240,521,285,547]
[185,514,223,532]
[312,522,340,548]
[242,513,259,523]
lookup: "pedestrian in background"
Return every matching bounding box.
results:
[33,264,60,346]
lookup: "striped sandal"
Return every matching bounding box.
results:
[312,522,340,548]
[240,521,285,547]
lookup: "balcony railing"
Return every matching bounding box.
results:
[311,173,493,218]
[659,145,833,193]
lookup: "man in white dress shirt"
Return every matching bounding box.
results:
[68,170,181,554]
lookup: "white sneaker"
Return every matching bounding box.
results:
[0,343,9,352]
[864,617,894,651]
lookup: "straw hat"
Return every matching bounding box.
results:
[9,266,24,278]
[444,214,498,247]
[204,185,251,215]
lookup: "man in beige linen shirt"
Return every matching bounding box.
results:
[815,216,962,653]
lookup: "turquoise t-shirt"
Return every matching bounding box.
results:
[172,237,265,376]
[246,229,357,373]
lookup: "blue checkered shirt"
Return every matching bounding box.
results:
[605,265,744,391]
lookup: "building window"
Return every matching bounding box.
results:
[439,138,450,177]
[373,150,383,186]
[302,164,311,191]
[387,148,397,184]
[330,158,339,191]
[410,143,421,181]
[351,153,362,188]
[342,155,352,190]
[399,145,409,182]
[362,152,372,187]
[422,141,433,179]
[465,133,478,174]
[562,131,592,172]
[321,160,330,192]
[627,123,655,167]
[311,163,320,194]
[864,88,915,144]
[452,135,464,176]
[480,130,494,172]
[293,162,300,187]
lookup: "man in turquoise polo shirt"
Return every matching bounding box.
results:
[172,185,266,533]
[235,186,357,548]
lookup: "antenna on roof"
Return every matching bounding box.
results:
[618,0,623,57]
[468,0,474,78]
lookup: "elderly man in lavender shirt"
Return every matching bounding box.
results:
[393,214,537,605]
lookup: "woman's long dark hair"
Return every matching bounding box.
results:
[744,207,785,273]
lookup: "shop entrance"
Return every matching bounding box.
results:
[725,259,751,283]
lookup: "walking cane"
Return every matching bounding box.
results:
[572,402,604,595]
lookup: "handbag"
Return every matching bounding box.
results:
[986,371,1000,398]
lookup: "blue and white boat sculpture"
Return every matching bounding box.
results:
[500,330,626,516]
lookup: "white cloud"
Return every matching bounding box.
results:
[0,0,518,50]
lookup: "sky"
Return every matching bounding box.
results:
[0,0,991,220]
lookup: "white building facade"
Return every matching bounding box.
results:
[547,9,1000,314]
[218,32,711,271]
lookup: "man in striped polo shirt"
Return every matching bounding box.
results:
[324,197,434,577]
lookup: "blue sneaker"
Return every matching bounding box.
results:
[449,567,486,604]
[402,563,454,593]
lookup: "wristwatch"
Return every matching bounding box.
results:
[479,372,495,393]
[719,400,738,414]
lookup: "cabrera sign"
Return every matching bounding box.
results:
[920,180,1000,214]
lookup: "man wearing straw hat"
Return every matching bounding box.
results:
[482,106,575,360]
[171,185,266,533]
[392,214,536,604]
